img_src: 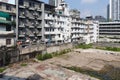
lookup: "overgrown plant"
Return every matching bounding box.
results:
[75,43,93,49]
[20,63,27,67]
[36,49,72,61]
[96,46,120,52]
[36,53,53,61]
[0,68,6,73]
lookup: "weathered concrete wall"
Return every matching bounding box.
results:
[0,47,19,66]
[20,44,45,55]
[47,43,73,53]
[93,42,120,48]
[0,43,75,66]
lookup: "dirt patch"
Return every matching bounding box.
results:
[45,49,120,71]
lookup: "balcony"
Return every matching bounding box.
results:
[37,25,42,28]
[45,24,49,27]
[71,30,80,33]
[19,24,25,28]
[37,17,42,20]
[29,25,34,28]
[37,33,42,36]
[28,16,35,20]
[19,33,25,37]
[45,16,54,20]
[45,32,55,35]
[29,7,35,10]
[0,31,14,36]
[0,19,11,25]
[24,5,29,8]
[19,5,25,9]
[37,8,42,12]
[45,39,49,42]
[19,15,25,18]
[33,13,38,16]
[29,34,35,37]
[26,31,34,37]
[71,20,80,23]
[51,38,56,41]
[72,35,80,39]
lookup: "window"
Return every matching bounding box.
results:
[45,21,48,24]
[6,5,11,11]
[19,0,24,5]
[39,4,41,9]
[47,14,50,17]
[53,14,55,17]
[29,2,35,7]
[58,34,60,37]
[6,39,11,45]
[0,4,2,9]
[6,26,11,31]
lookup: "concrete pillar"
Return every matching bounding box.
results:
[41,3,45,42]
[16,0,19,42]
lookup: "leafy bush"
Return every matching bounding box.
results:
[105,47,120,52]
[76,43,93,49]
[96,46,120,52]
[36,49,72,61]
[0,68,6,73]
[20,63,27,67]
[42,53,52,60]
[36,53,53,61]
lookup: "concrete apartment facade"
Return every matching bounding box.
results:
[0,2,16,47]
[82,20,99,44]
[49,0,63,7]
[99,22,120,42]
[16,0,45,44]
[44,2,71,45]
[71,18,85,42]
[15,0,99,45]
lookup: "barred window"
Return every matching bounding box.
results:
[6,39,11,45]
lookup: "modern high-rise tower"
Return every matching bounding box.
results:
[110,0,120,21]
[49,0,63,7]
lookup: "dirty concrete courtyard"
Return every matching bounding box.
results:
[1,48,120,80]
[45,49,120,71]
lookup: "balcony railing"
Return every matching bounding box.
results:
[37,8,42,12]
[37,17,42,20]
[0,31,14,35]
[29,25,34,28]
[19,24,25,28]
[29,7,35,10]
[37,25,42,28]
[37,32,42,36]
[0,19,12,25]
[19,15,25,18]
[19,5,25,8]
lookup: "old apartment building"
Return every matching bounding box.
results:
[0,0,99,46]
[16,0,45,44]
[0,2,16,47]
